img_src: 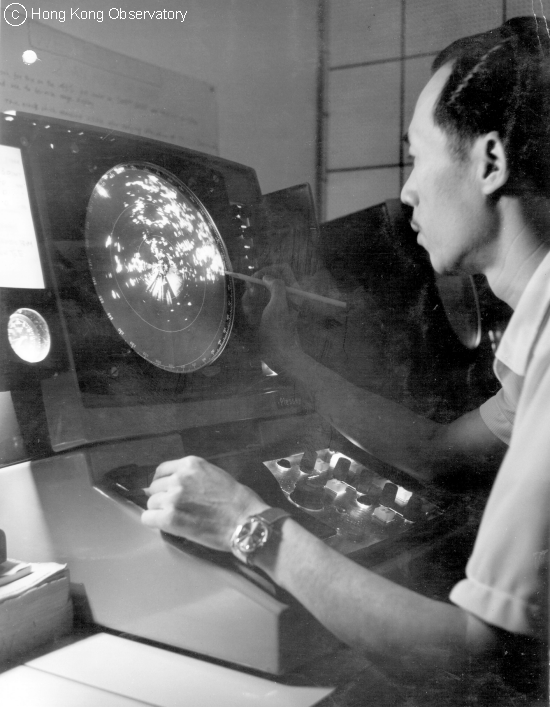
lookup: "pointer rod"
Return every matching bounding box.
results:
[225,271,347,309]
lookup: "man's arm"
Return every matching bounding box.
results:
[254,275,507,483]
[141,457,501,674]
[254,515,500,672]
[280,347,506,483]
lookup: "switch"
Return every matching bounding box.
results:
[403,494,423,522]
[299,449,316,475]
[290,475,325,510]
[373,506,396,524]
[380,482,398,506]
[332,457,351,482]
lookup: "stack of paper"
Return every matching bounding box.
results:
[0,559,32,587]
[0,562,73,668]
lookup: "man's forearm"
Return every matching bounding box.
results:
[141,453,501,674]
[257,271,505,480]
[281,350,449,479]
[254,518,498,672]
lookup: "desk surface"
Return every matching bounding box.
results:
[0,633,333,707]
[0,518,540,706]
[2,630,536,707]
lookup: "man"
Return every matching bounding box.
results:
[142,17,548,691]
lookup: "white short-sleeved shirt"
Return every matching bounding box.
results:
[450,252,550,639]
[479,366,521,445]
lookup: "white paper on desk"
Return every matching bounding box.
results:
[0,666,142,707]
[27,633,333,707]
[0,559,32,588]
[0,562,67,600]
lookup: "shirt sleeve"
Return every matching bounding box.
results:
[478,365,523,445]
[450,342,550,639]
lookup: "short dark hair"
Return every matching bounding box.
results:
[432,17,550,197]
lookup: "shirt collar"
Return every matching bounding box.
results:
[495,251,550,376]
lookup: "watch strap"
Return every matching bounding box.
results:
[255,507,291,526]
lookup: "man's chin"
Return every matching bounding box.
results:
[418,239,461,275]
[428,254,459,277]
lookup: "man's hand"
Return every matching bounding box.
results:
[141,456,269,551]
[242,264,303,372]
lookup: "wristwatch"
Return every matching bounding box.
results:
[230,508,291,566]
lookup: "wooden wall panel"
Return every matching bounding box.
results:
[326,167,400,221]
[506,0,550,19]
[327,62,401,169]
[328,0,401,66]
[323,0,514,220]
[405,0,503,56]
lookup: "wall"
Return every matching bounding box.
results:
[0,0,320,196]
[324,0,549,221]
[1,20,219,153]
[3,1,549,223]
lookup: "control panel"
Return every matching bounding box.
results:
[264,448,442,557]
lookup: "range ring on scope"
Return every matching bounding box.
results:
[84,162,234,373]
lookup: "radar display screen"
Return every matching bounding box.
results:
[85,163,234,373]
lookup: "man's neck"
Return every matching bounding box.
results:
[483,196,550,310]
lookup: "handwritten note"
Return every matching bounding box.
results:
[1,21,218,154]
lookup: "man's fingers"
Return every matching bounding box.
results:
[146,474,176,496]
[146,460,189,496]
[141,507,173,528]
[253,264,299,288]
[263,276,304,311]
[243,280,270,306]
[150,460,180,481]
[145,490,170,509]
[262,276,288,300]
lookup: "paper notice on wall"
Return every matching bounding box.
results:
[0,145,44,289]
[0,21,218,154]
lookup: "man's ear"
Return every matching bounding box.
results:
[475,131,509,195]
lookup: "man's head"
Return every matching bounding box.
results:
[401,16,550,275]
[432,16,550,197]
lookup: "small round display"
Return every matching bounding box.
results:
[84,163,234,373]
[8,308,51,363]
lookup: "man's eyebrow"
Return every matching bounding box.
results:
[402,132,410,146]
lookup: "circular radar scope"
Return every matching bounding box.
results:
[7,308,51,363]
[85,163,235,373]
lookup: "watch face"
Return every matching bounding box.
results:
[235,518,269,554]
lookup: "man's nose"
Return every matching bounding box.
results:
[400,173,417,207]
